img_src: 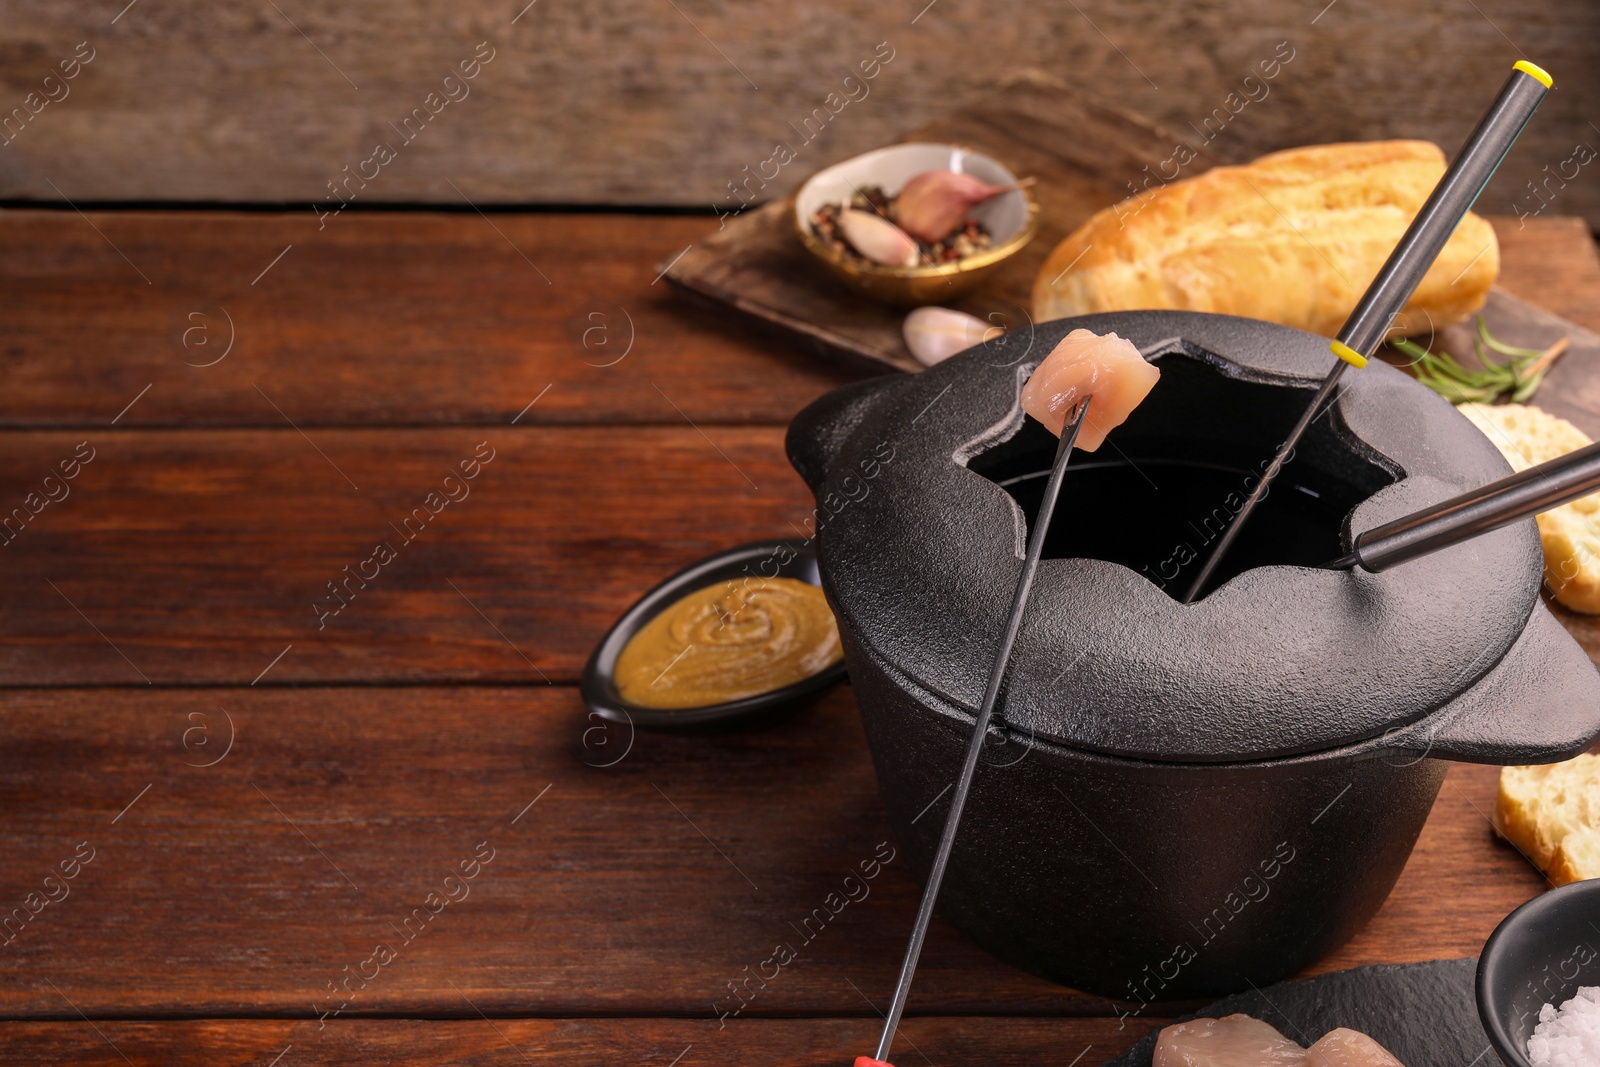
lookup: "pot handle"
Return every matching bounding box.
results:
[1387,602,1600,764]
[786,375,902,494]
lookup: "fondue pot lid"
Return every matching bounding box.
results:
[787,311,1553,763]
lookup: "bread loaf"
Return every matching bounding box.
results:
[1032,141,1499,338]
[1495,755,1600,886]
[1458,403,1600,614]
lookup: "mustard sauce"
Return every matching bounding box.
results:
[614,577,843,709]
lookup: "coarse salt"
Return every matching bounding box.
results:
[1528,985,1600,1067]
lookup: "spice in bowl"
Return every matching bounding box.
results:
[809,170,1030,268]
[1528,986,1600,1066]
[613,576,843,709]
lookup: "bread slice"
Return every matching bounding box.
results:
[1550,826,1600,885]
[1031,140,1498,338]
[1495,763,1553,865]
[1459,403,1600,614]
[1495,754,1600,885]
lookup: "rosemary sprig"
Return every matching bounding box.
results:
[1391,318,1569,405]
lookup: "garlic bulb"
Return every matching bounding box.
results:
[903,306,1002,367]
[893,170,1031,243]
[836,209,920,268]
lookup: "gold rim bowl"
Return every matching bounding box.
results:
[792,141,1040,307]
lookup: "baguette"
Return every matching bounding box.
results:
[1032,141,1498,338]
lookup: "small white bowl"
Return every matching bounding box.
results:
[793,142,1039,306]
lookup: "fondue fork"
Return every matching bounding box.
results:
[1183,61,1553,604]
[866,397,1093,1067]
[1328,438,1600,573]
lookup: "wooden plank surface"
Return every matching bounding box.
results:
[0,1018,1166,1066]
[1494,216,1600,334]
[2,208,1597,1062]
[0,686,1542,1018]
[0,210,1591,428]
[5,2,1600,227]
[0,210,867,429]
[0,427,814,686]
[0,215,1594,688]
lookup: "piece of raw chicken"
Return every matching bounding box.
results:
[1305,1028,1406,1066]
[1019,328,1160,451]
[1153,1014,1308,1066]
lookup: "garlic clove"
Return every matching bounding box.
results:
[893,170,1031,243]
[903,306,1003,367]
[837,209,920,268]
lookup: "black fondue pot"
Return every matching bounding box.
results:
[786,311,1600,1002]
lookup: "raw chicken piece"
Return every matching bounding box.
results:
[1305,1029,1405,1067]
[1019,328,1160,451]
[1154,1014,1307,1067]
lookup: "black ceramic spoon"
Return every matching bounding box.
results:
[1184,60,1554,603]
[1328,437,1600,572]
[867,397,1092,1067]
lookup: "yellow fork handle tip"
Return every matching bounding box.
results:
[1514,60,1553,89]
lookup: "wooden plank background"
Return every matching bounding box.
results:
[0,205,1593,1063]
[0,687,1541,1018]
[0,211,864,428]
[0,215,1593,689]
[0,1019,1169,1066]
[3,1,1600,224]
[0,211,1590,431]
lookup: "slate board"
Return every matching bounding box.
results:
[1102,958,1491,1067]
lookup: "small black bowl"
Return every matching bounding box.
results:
[1477,878,1600,1066]
[580,539,847,730]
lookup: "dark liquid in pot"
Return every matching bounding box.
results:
[968,350,1402,600]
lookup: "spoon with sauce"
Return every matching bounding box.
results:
[613,576,842,709]
[581,539,848,729]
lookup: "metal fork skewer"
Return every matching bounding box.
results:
[873,396,1092,1064]
[1181,62,1551,604]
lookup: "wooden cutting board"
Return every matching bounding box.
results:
[1436,287,1600,437]
[665,73,1600,397]
[664,71,1246,372]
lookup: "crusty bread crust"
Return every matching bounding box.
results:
[1459,403,1600,614]
[1494,763,1550,866]
[1495,755,1600,886]
[1032,141,1498,338]
[1550,827,1600,886]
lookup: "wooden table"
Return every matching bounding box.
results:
[1,209,1596,1064]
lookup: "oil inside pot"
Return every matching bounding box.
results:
[968,349,1402,600]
